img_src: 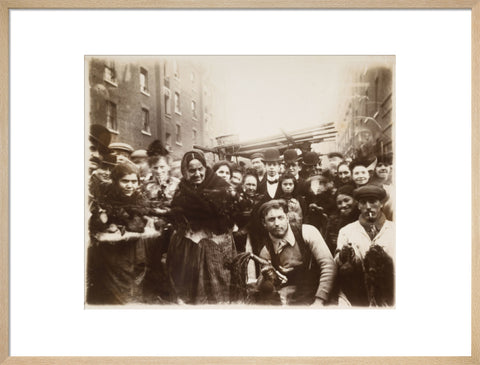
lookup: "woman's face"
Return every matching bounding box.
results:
[186,159,206,185]
[375,163,390,180]
[352,165,369,186]
[243,175,258,196]
[337,164,352,183]
[215,164,231,181]
[336,194,356,216]
[118,173,139,197]
[281,179,295,195]
[151,157,170,181]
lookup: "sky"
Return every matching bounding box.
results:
[199,56,390,143]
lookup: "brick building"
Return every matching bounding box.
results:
[87,56,220,161]
[336,66,394,159]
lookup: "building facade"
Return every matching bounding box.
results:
[336,66,394,159]
[88,56,219,161]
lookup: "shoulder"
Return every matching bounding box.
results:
[338,220,361,234]
[301,224,322,240]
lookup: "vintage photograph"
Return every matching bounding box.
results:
[85,55,395,307]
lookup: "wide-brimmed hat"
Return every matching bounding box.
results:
[262,148,282,163]
[302,151,319,166]
[283,149,301,164]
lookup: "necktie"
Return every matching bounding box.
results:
[277,240,289,254]
[267,179,278,184]
[368,224,378,240]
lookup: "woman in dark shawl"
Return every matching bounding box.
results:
[167,150,238,304]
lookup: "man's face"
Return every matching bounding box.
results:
[338,164,352,183]
[265,162,280,177]
[251,158,265,175]
[336,194,355,216]
[375,163,390,180]
[151,157,170,181]
[286,161,300,176]
[329,157,342,174]
[118,173,139,197]
[186,159,206,186]
[352,165,369,186]
[358,197,383,222]
[243,175,257,196]
[262,208,289,238]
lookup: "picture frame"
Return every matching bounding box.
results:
[1,1,478,364]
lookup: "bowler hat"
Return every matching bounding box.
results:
[262,148,282,163]
[302,151,319,166]
[283,149,300,164]
[353,185,386,201]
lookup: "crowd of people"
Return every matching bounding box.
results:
[87,123,395,307]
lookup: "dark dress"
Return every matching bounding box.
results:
[167,169,238,304]
[87,185,153,305]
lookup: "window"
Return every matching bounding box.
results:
[174,61,179,79]
[175,124,182,144]
[103,63,117,85]
[174,92,181,114]
[140,67,149,94]
[164,88,171,116]
[193,129,198,145]
[191,100,197,119]
[141,108,150,134]
[106,101,117,131]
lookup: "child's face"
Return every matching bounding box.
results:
[281,179,295,194]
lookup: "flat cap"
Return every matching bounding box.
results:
[353,184,387,201]
[109,142,134,154]
[250,152,264,160]
[131,149,148,159]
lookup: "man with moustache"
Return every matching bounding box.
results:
[336,185,394,260]
[256,199,336,305]
[257,148,283,200]
[250,152,266,184]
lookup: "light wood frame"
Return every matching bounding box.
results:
[0,1,477,364]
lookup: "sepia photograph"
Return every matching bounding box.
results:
[85,55,395,307]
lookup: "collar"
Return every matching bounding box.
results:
[267,174,279,183]
[359,211,386,232]
[268,225,295,254]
